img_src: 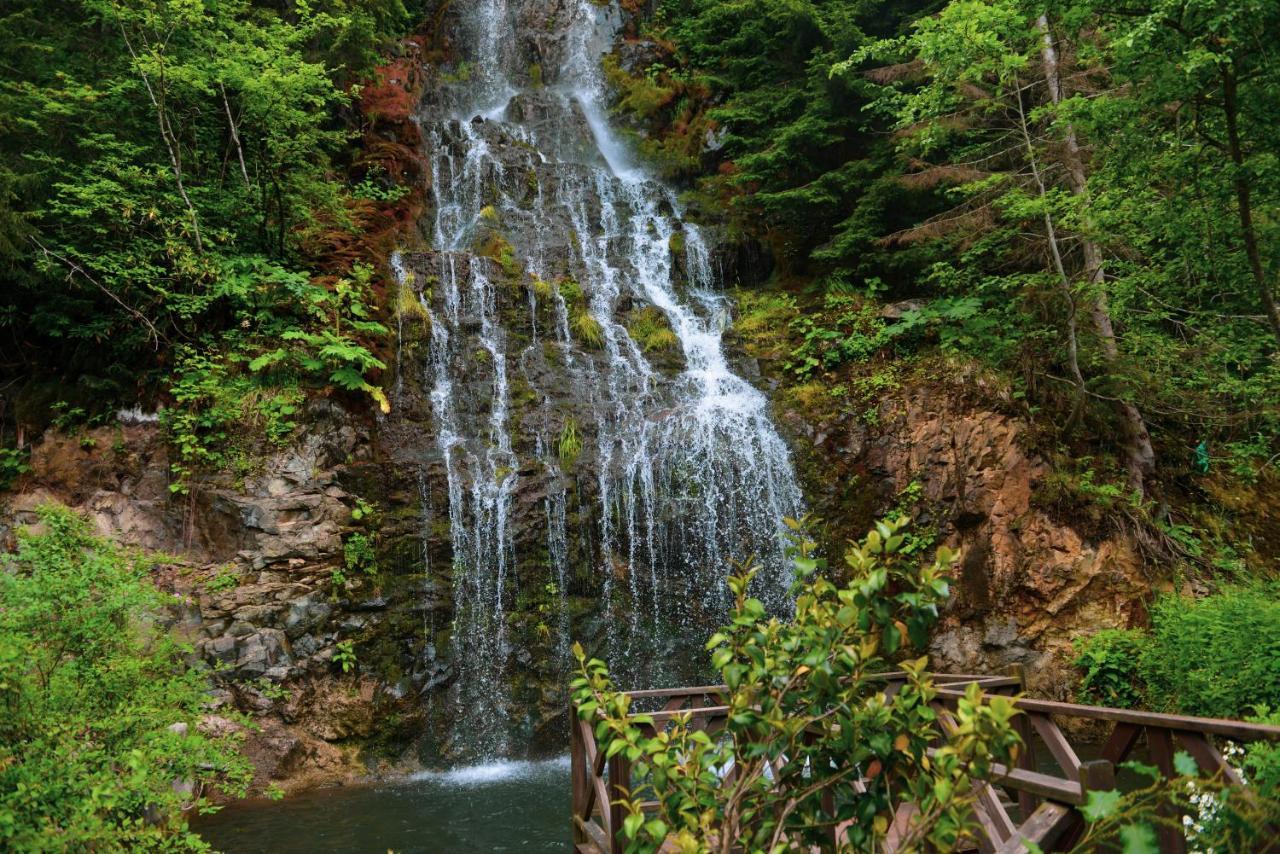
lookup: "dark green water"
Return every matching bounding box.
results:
[193,758,571,853]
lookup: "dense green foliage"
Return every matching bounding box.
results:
[573,518,1023,852]
[0,0,413,451]
[0,505,251,850]
[1142,582,1280,719]
[616,0,932,282]
[622,0,1280,505]
[1075,582,1280,718]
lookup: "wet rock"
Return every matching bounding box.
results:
[614,39,667,76]
[879,299,926,320]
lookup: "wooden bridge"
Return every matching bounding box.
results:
[569,669,1280,853]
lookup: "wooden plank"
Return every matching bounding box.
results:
[661,695,692,712]
[608,752,632,854]
[574,814,610,853]
[622,685,727,700]
[1030,714,1082,776]
[935,677,1024,688]
[642,705,730,725]
[571,703,588,844]
[884,803,919,853]
[1078,759,1114,793]
[988,764,1085,805]
[622,679,1280,743]
[1101,721,1141,764]
[996,802,1074,854]
[973,781,1016,851]
[586,774,610,825]
[619,674,1021,696]
[1010,711,1039,819]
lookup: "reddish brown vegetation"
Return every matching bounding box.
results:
[300,32,436,390]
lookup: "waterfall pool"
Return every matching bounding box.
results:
[192,758,570,853]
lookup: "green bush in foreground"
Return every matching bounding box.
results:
[0,505,250,851]
[1073,628,1150,710]
[573,518,1023,852]
[1075,582,1280,719]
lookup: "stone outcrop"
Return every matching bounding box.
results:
[778,373,1149,698]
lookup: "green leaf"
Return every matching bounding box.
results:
[1172,751,1198,777]
[644,819,668,840]
[1081,789,1123,823]
[1119,823,1159,854]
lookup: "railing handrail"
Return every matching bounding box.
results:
[616,677,1280,742]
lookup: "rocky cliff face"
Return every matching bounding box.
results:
[771,366,1151,699]
[1,355,1159,794]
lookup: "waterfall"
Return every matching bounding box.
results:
[396,0,804,760]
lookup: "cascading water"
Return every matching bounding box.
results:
[394,0,804,760]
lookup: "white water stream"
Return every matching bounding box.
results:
[393,0,804,759]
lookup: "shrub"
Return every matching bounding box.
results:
[1141,582,1280,720]
[343,532,378,576]
[531,276,555,301]
[0,447,31,490]
[207,565,241,593]
[0,505,251,850]
[1075,584,1280,814]
[627,306,680,353]
[572,518,1022,851]
[572,312,605,349]
[333,640,357,675]
[558,418,582,467]
[558,276,585,307]
[1073,629,1150,709]
[785,294,892,379]
[1244,707,1280,793]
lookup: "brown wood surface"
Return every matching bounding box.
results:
[994,802,1074,853]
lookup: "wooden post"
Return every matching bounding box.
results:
[607,752,632,854]
[1005,664,1038,820]
[570,703,587,845]
[1003,663,1026,695]
[1078,758,1114,793]
[1147,728,1189,854]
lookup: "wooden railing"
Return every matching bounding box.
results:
[569,668,1280,853]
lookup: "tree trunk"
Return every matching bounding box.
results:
[220,83,252,192]
[1014,86,1087,429]
[1221,67,1280,347]
[117,22,203,254]
[1038,15,1155,494]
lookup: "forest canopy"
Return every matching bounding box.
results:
[618,0,1280,505]
[0,0,420,436]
